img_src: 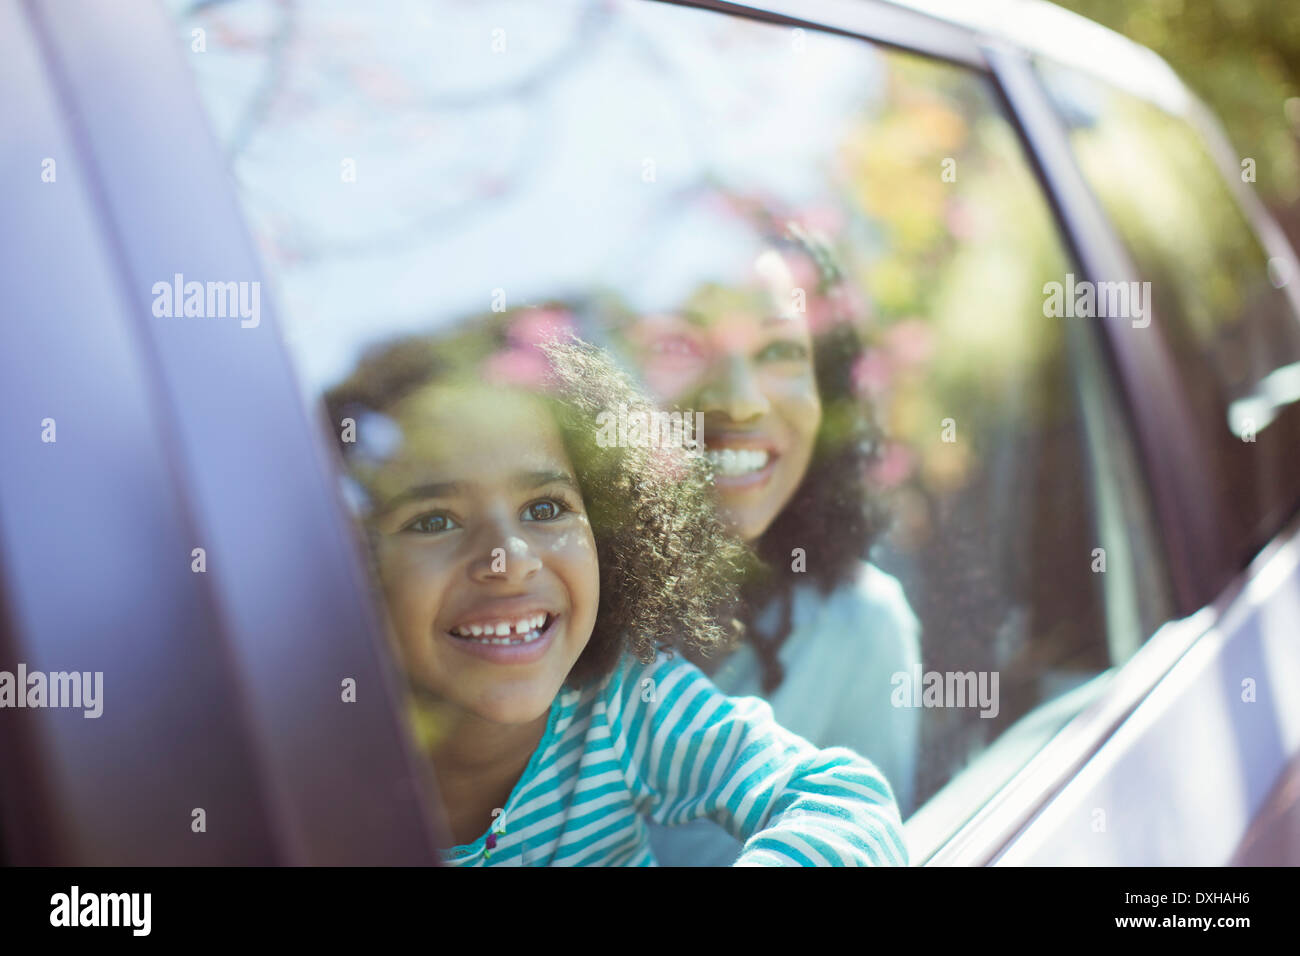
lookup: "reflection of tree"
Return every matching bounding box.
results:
[1071,86,1279,349]
[1054,0,1300,216]
[185,0,296,161]
[181,0,616,261]
[830,57,1103,805]
[1069,82,1300,548]
[834,57,1070,495]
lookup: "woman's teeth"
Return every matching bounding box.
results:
[450,614,550,645]
[706,448,771,476]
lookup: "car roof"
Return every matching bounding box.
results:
[878,0,1191,114]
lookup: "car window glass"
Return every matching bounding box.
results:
[169,0,1174,850]
[1037,59,1300,562]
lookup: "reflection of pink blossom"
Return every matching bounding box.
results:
[832,284,870,323]
[793,204,845,238]
[648,442,692,483]
[805,296,837,335]
[508,308,576,347]
[352,65,414,104]
[852,349,892,398]
[483,308,579,389]
[786,255,821,292]
[483,347,551,388]
[869,440,916,489]
[945,198,975,241]
[884,319,934,369]
[212,23,262,51]
[708,191,766,224]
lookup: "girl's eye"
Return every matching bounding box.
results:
[522,498,569,522]
[757,339,810,362]
[402,512,459,534]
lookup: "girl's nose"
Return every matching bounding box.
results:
[468,533,542,584]
[698,355,769,423]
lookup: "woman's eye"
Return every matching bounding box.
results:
[522,498,568,522]
[757,339,810,362]
[402,512,458,534]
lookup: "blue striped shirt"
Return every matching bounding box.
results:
[440,649,908,866]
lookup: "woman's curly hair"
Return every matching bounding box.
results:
[321,319,750,690]
[740,312,892,694]
[599,193,893,694]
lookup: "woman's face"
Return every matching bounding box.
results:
[363,383,600,726]
[622,250,823,542]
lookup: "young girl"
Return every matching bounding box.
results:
[323,325,909,866]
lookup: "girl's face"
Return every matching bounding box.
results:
[364,383,600,726]
[622,250,823,543]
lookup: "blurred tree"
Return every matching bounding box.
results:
[1054,0,1300,248]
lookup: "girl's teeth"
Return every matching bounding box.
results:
[450,615,552,645]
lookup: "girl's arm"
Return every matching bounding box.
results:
[603,652,909,866]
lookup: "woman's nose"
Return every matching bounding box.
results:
[698,355,769,423]
[468,526,543,584]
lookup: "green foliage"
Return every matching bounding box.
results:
[1055,0,1300,206]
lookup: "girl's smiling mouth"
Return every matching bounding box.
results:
[441,608,562,664]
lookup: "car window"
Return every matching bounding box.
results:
[168,0,1175,852]
[1036,59,1300,566]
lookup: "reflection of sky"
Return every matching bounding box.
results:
[168,0,887,393]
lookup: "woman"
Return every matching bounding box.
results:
[601,192,922,865]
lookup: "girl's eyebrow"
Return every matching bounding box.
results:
[515,470,579,493]
[382,480,463,512]
[382,472,575,513]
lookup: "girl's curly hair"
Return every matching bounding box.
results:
[321,320,750,690]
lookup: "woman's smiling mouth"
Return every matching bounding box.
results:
[706,447,772,477]
[705,436,780,490]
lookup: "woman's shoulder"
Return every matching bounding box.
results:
[786,560,920,666]
[801,560,918,629]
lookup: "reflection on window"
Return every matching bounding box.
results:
[1039,60,1300,558]
[171,0,1164,853]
